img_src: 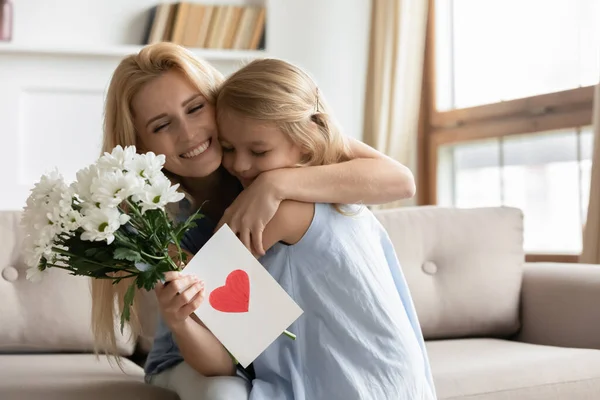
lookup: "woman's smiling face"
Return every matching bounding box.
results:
[131,69,223,178]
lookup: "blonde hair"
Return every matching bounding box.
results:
[215,58,352,167]
[93,42,224,359]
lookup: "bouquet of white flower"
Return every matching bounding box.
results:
[21,145,202,332]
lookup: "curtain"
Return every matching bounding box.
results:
[580,80,600,263]
[363,0,429,208]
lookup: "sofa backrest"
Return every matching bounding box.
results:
[0,211,135,355]
[2,205,526,353]
[373,206,525,340]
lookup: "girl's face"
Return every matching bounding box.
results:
[218,113,304,188]
[131,70,222,178]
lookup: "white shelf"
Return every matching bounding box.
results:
[0,43,267,61]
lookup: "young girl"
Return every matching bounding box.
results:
[216,59,437,399]
[94,42,419,400]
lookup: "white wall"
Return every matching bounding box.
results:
[0,0,371,210]
[266,0,371,140]
[11,0,371,139]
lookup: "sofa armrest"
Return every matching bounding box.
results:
[517,262,600,349]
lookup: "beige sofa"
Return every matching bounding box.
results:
[3,206,600,399]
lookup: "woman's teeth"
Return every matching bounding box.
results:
[181,140,210,158]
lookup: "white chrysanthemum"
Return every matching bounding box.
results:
[21,203,51,232]
[80,207,131,245]
[62,209,82,232]
[125,152,166,182]
[24,178,64,226]
[133,175,185,213]
[90,169,144,208]
[23,242,46,268]
[98,145,137,172]
[58,186,75,212]
[72,164,100,204]
[28,173,78,230]
[21,170,77,270]
[26,169,63,204]
[21,217,61,270]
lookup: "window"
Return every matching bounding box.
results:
[435,0,600,111]
[437,127,593,254]
[423,0,600,260]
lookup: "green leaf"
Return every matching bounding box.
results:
[120,282,136,334]
[113,248,143,263]
[64,235,113,263]
[76,264,112,277]
[138,268,164,291]
[135,258,176,291]
[173,208,205,241]
[84,248,98,257]
[69,258,110,274]
[185,210,205,228]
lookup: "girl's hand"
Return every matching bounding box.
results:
[154,271,205,331]
[216,171,284,257]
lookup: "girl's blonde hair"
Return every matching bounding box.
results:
[215,58,352,167]
[93,42,224,359]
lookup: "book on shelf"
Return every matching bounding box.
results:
[144,2,266,51]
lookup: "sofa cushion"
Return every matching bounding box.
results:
[0,354,177,400]
[0,211,134,355]
[374,206,524,340]
[427,338,600,400]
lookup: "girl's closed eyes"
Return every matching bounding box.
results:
[219,143,270,157]
[250,149,269,157]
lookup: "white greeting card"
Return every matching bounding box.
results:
[181,224,303,368]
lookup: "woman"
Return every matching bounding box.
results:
[93,42,416,400]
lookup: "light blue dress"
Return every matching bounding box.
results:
[250,203,437,400]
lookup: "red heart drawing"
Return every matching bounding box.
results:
[209,269,250,313]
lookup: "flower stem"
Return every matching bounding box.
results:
[43,263,137,280]
[44,263,74,272]
[170,231,184,265]
[51,248,107,267]
[141,250,167,260]
[126,199,166,251]
[50,247,138,274]
[126,201,159,240]
[166,256,181,271]
[125,199,147,226]
[283,330,296,340]
[110,273,137,280]
[113,231,138,250]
